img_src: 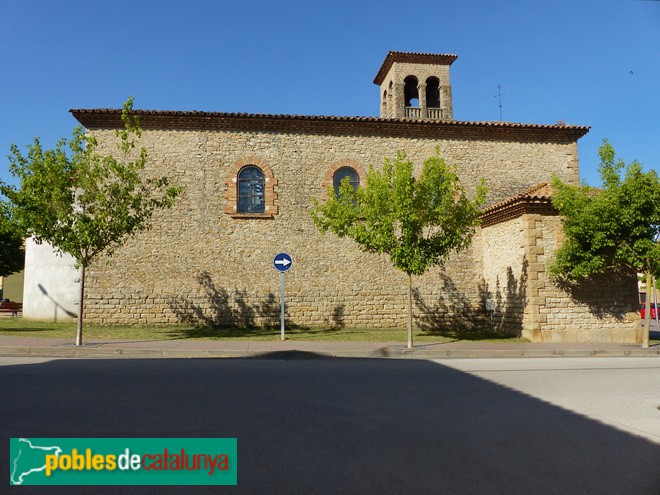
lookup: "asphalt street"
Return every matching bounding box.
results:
[1,356,659,494]
[439,357,660,443]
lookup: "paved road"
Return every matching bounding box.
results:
[1,356,659,494]
[439,357,660,443]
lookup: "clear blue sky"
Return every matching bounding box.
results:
[1,0,658,188]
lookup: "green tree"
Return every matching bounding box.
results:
[1,97,180,345]
[311,150,487,348]
[550,139,660,348]
[0,201,24,278]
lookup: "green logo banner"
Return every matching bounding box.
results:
[10,438,237,486]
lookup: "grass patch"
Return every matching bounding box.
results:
[0,319,177,341]
[0,318,528,343]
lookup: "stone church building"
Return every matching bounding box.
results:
[23,51,640,342]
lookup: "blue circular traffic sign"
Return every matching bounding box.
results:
[273,252,293,272]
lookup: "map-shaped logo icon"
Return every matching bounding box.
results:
[10,438,62,485]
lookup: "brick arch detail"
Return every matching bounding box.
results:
[224,156,278,218]
[320,159,367,200]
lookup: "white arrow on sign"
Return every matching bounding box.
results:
[275,258,291,267]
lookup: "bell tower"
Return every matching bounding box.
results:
[374,51,457,120]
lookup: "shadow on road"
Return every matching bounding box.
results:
[1,354,659,494]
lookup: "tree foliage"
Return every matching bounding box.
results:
[0,201,24,278]
[311,150,487,347]
[3,98,180,266]
[550,139,660,279]
[550,139,660,347]
[1,97,181,343]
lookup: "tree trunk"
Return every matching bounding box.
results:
[642,270,651,349]
[407,273,413,349]
[75,263,86,346]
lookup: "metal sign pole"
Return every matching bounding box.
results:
[654,277,658,323]
[280,271,285,341]
[273,252,292,341]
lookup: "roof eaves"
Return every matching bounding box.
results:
[373,51,459,85]
[481,183,558,227]
[69,109,590,141]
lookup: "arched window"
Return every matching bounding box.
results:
[333,166,359,196]
[404,75,419,107]
[225,157,277,218]
[387,81,394,117]
[426,76,440,108]
[237,166,265,213]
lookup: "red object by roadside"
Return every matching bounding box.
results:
[640,303,657,319]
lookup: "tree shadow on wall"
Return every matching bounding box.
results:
[413,273,498,340]
[414,260,529,340]
[168,271,296,338]
[327,304,345,329]
[488,258,528,337]
[553,269,635,320]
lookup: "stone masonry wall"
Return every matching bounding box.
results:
[527,214,640,343]
[83,127,580,331]
[480,218,526,335]
[481,212,640,342]
[379,61,452,119]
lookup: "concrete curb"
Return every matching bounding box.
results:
[0,345,658,359]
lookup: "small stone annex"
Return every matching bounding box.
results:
[23,51,641,342]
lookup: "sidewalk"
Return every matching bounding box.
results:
[0,335,658,359]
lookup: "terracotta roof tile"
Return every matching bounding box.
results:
[70,108,590,142]
[481,183,558,227]
[483,183,555,212]
[373,51,459,85]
